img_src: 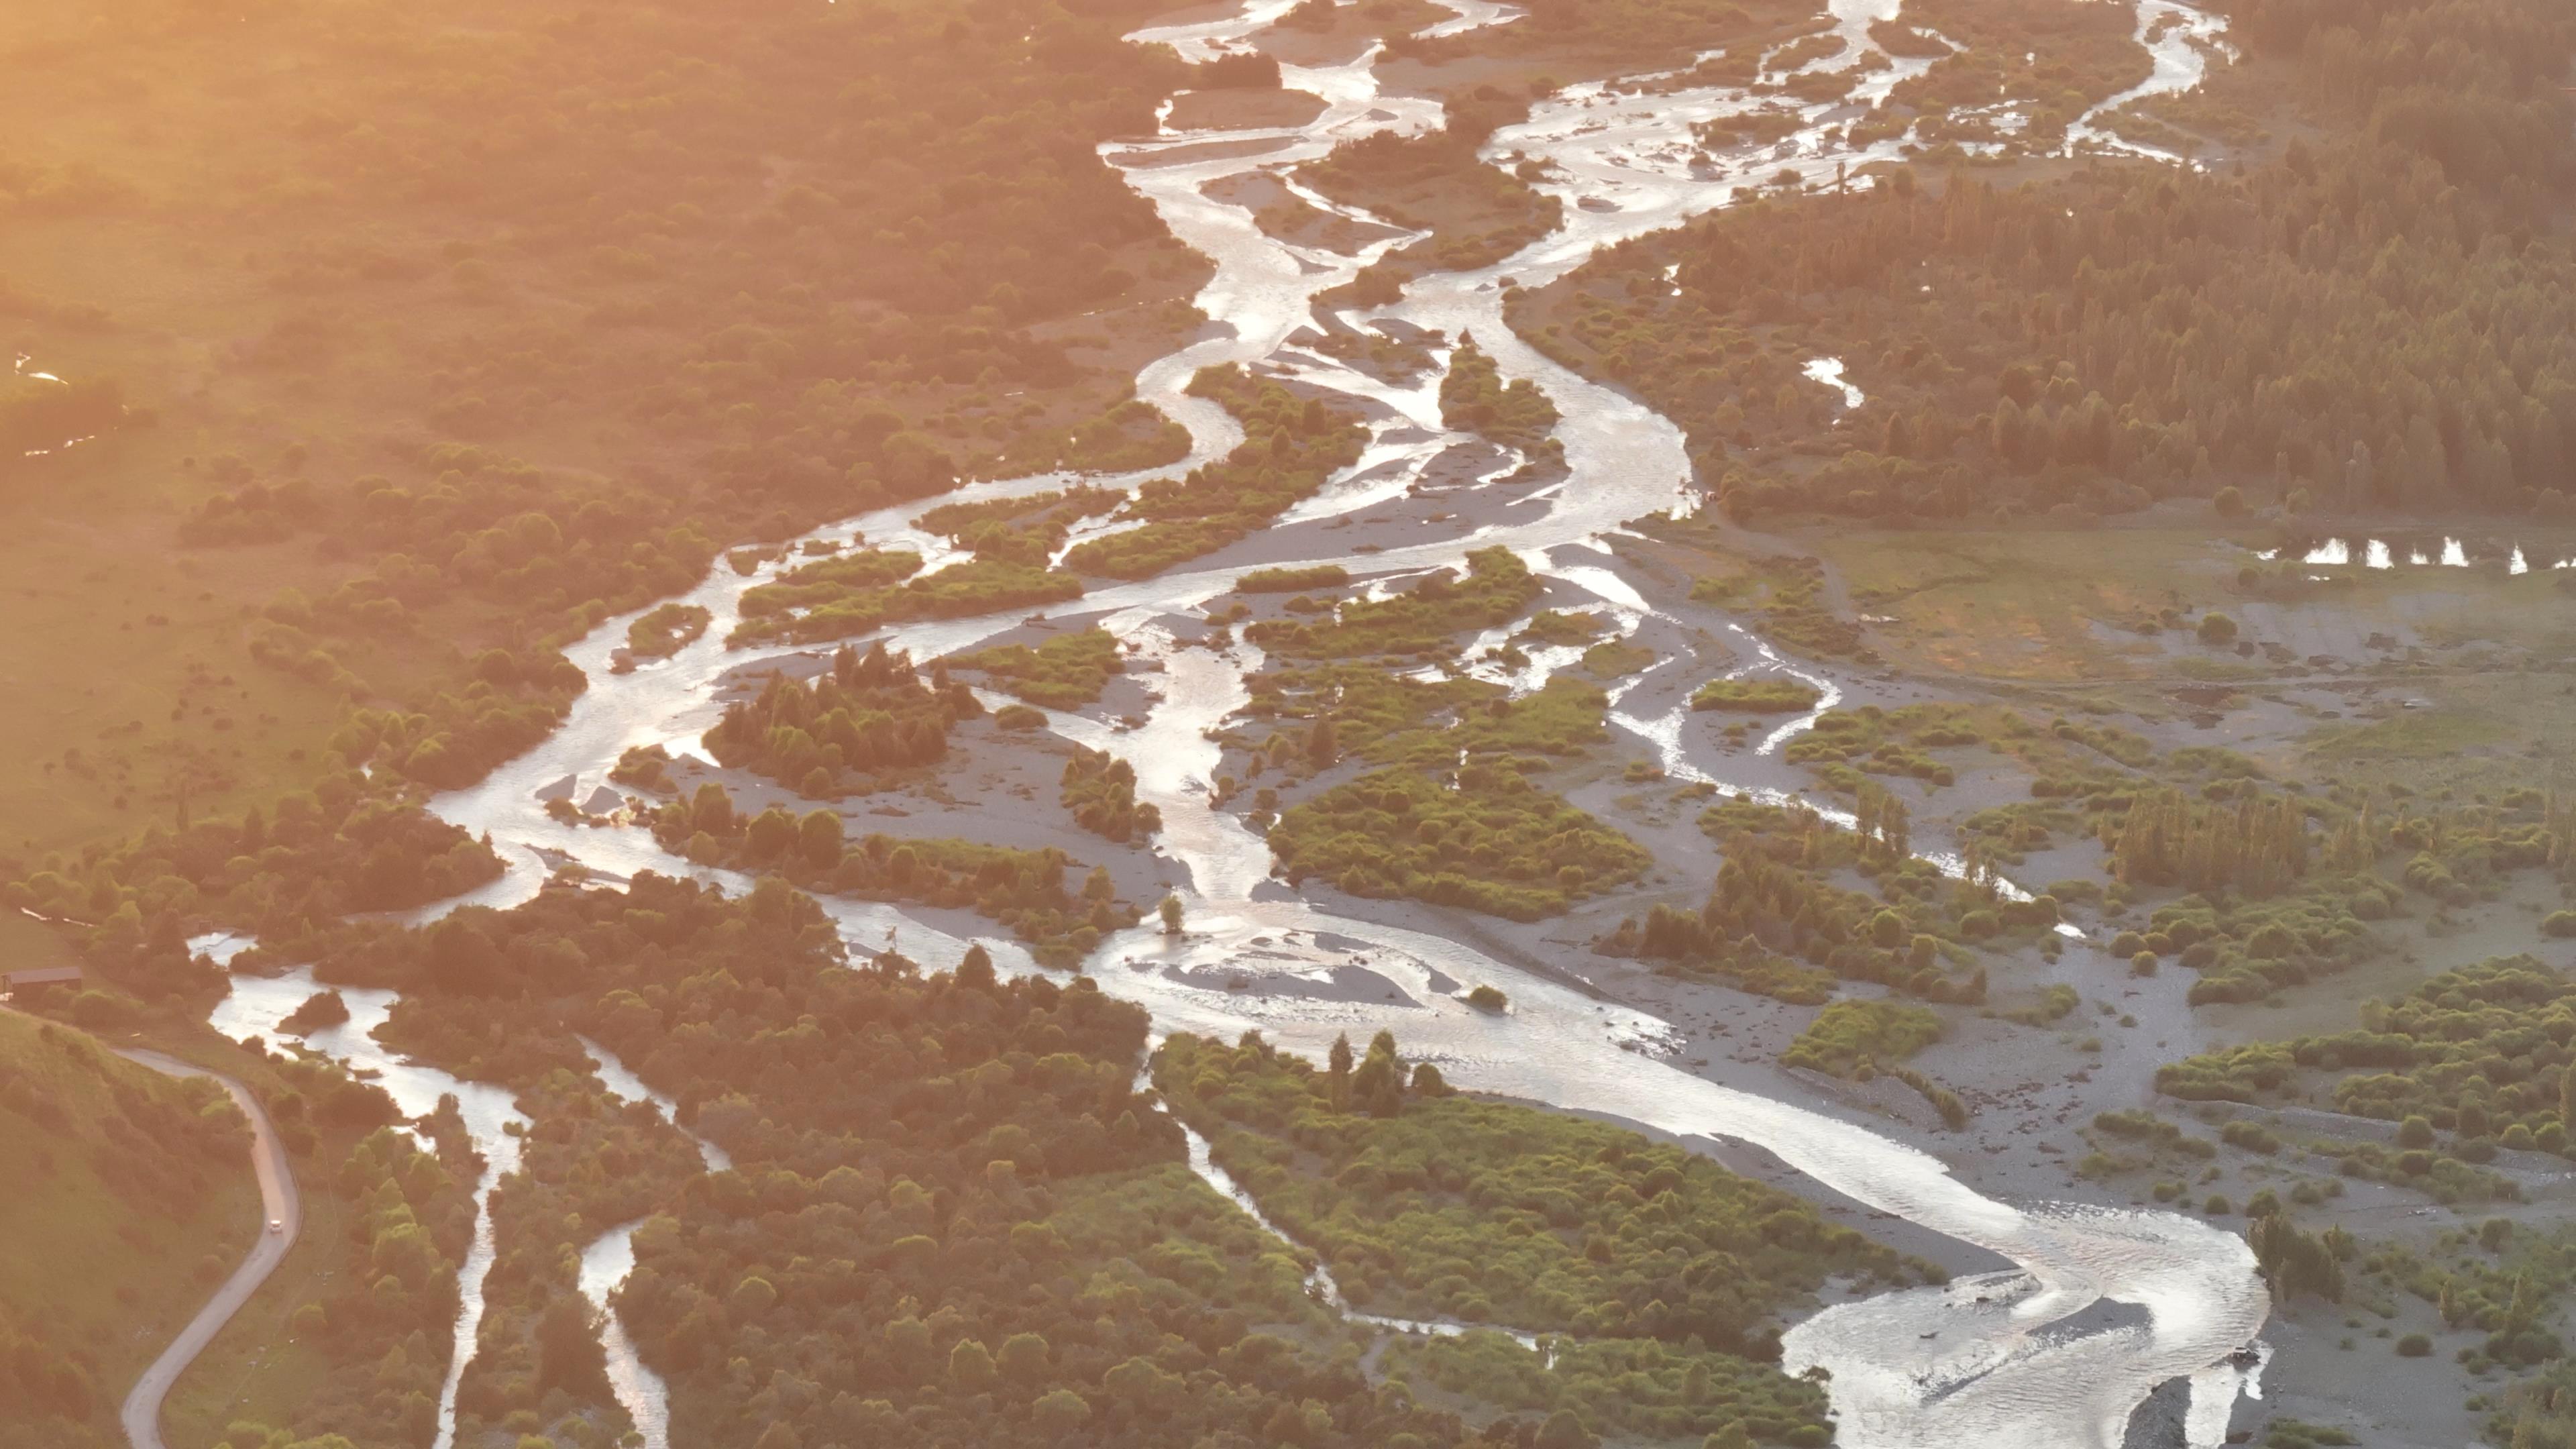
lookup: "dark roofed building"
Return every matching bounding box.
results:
[1,965,83,996]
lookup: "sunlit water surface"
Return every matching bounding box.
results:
[203,1,2268,1444]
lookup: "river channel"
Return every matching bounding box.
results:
[204,1,2271,1444]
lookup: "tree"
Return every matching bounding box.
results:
[745,807,798,863]
[423,916,496,996]
[798,809,843,868]
[1537,1409,1598,1449]
[730,1275,778,1318]
[956,943,996,989]
[949,1338,996,1389]
[1033,1388,1091,1430]
[1870,910,1907,949]
[691,782,735,836]
[1159,894,1184,934]
[1305,715,1338,767]
[998,1330,1050,1385]
[533,1293,610,1401]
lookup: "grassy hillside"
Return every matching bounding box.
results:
[0,1009,256,1449]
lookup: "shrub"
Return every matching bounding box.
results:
[2220,1120,2279,1155]
[2396,1334,2432,1357]
[1782,1000,1942,1077]
[1237,564,1350,593]
[2197,612,2239,645]
[1690,677,1823,713]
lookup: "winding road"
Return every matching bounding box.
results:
[113,1049,300,1449]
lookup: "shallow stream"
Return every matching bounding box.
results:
[205,2,2269,1444]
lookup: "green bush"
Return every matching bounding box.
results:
[1270,765,1648,921]
[953,627,1124,708]
[1781,1000,1942,1077]
[1236,563,1350,593]
[1690,677,1822,713]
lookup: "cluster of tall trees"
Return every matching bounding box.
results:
[1439,335,1564,458]
[2108,787,2310,896]
[2247,1206,2351,1304]
[1603,902,1838,1004]
[701,643,981,798]
[1851,780,1913,861]
[1061,748,1161,845]
[1682,804,1989,1004]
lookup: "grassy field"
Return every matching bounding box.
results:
[0,488,462,863]
[2290,674,2575,813]
[1809,528,2235,680]
[0,1009,260,1439]
[1811,527,2576,684]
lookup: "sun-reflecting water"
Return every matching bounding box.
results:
[211,1,2271,1444]
[205,965,525,1449]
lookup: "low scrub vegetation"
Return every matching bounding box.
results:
[1268,765,1648,920]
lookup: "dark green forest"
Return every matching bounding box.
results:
[1520,0,2576,522]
